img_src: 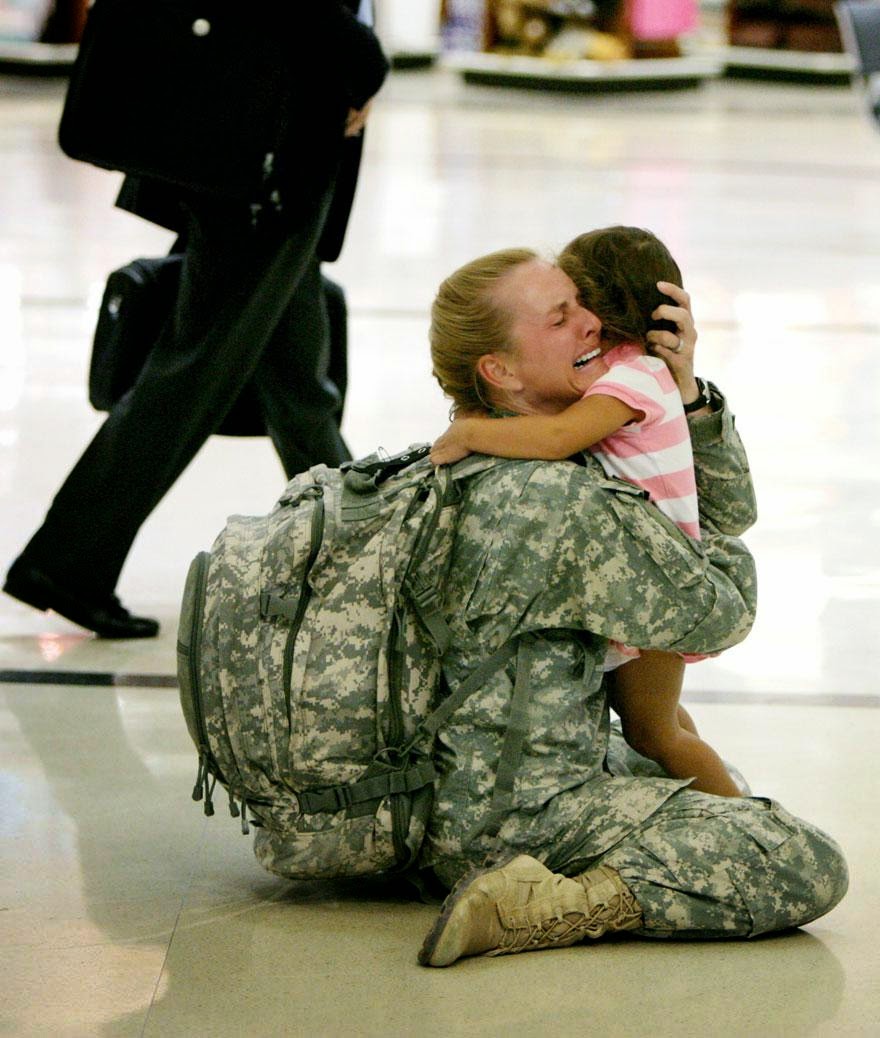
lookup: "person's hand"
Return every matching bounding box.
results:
[646,281,701,405]
[344,101,372,137]
[431,420,474,465]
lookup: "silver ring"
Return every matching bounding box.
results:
[674,338,684,353]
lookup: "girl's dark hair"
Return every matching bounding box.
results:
[559,226,682,347]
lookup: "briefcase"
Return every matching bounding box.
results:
[89,256,265,436]
[89,256,180,412]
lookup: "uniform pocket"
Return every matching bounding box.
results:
[728,797,803,936]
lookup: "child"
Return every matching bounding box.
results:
[430,226,742,797]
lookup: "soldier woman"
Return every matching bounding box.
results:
[417,247,847,966]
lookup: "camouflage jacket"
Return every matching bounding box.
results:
[421,393,758,886]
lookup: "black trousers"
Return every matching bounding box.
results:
[17,191,349,595]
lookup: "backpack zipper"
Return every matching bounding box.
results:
[281,487,325,725]
[183,551,223,814]
[388,604,409,862]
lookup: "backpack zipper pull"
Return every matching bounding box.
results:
[191,753,206,802]
[203,772,216,817]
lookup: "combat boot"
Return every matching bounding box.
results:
[418,855,642,967]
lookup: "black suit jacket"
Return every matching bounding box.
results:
[115,1,388,261]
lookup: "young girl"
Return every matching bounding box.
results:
[430,226,742,798]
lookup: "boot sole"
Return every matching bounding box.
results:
[417,862,498,967]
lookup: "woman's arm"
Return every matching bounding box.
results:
[688,388,757,536]
[519,469,758,658]
[430,395,639,465]
[460,462,755,659]
[645,282,756,535]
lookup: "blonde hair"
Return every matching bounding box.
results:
[430,248,537,415]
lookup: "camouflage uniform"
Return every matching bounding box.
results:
[420,395,848,936]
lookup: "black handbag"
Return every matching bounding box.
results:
[89,255,266,436]
[58,0,300,201]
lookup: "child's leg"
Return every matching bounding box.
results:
[676,703,699,736]
[610,650,741,797]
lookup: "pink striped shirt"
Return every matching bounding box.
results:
[584,343,700,540]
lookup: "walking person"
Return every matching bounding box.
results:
[4,3,388,638]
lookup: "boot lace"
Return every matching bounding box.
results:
[498,887,642,953]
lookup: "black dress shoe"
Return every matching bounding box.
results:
[3,561,160,639]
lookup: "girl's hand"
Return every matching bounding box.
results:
[646,281,701,405]
[431,420,474,465]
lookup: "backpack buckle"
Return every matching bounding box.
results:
[408,575,440,612]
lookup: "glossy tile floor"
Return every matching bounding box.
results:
[1,63,879,1036]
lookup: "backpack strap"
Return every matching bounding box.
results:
[404,570,453,656]
[460,632,541,846]
[295,639,519,816]
[289,453,525,822]
[400,463,456,653]
[416,639,518,741]
[342,443,432,491]
[476,633,537,841]
[297,758,438,814]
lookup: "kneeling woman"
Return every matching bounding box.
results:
[417,238,847,967]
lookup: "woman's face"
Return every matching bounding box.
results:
[491,260,606,414]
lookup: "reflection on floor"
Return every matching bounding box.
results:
[1,65,878,1036]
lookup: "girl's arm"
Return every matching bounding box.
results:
[430,394,639,465]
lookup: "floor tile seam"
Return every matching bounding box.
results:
[139,820,211,1037]
[682,691,880,708]
[0,669,177,688]
[0,669,877,708]
[2,934,178,952]
[375,151,880,182]
[140,917,182,1037]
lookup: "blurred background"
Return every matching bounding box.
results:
[1,3,878,1034]
[2,0,878,704]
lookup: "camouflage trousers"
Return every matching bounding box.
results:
[560,791,848,939]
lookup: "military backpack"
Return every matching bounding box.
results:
[177,446,517,881]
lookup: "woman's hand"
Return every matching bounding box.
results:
[646,281,702,408]
[431,419,474,465]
